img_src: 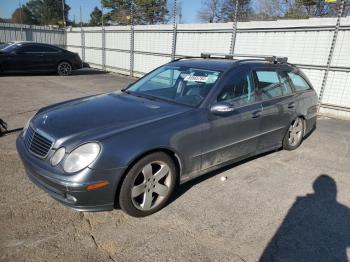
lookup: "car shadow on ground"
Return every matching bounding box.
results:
[71,68,108,76]
[260,175,350,262]
[0,68,108,77]
[170,125,317,205]
[169,150,275,205]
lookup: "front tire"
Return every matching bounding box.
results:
[283,117,304,151]
[57,61,72,76]
[119,152,177,217]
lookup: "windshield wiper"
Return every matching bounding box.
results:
[121,88,130,93]
[122,89,156,100]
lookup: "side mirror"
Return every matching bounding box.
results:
[210,102,235,115]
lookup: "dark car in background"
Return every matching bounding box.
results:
[16,54,318,217]
[0,41,83,75]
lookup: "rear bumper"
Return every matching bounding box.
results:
[16,135,126,212]
[71,60,83,70]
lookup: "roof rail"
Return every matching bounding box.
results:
[200,53,288,64]
[201,53,234,59]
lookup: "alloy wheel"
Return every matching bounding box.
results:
[58,62,72,76]
[288,118,303,146]
[131,161,172,211]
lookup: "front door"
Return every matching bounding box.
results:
[201,68,262,170]
[7,44,46,72]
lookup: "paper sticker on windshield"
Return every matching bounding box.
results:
[184,75,208,83]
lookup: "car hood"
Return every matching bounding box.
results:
[32,91,190,147]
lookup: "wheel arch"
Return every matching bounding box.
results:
[57,59,72,67]
[114,147,183,208]
[295,114,307,136]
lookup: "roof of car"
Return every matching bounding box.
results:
[169,59,237,71]
[168,58,295,72]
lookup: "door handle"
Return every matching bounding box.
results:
[252,110,262,118]
[288,102,295,109]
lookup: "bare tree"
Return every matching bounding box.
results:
[166,0,183,24]
[256,0,291,18]
[219,0,253,22]
[177,1,183,23]
[198,0,222,23]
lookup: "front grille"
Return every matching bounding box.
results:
[24,126,53,158]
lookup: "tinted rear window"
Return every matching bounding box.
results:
[256,70,293,99]
[288,72,311,91]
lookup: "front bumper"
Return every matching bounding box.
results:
[16,135,126,212]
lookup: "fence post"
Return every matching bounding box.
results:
[64,27,67,48]
[171,0,177,61]
[230,0,239,55]
[319,0,345,103]
[129,3,135,77]
[81,28,85,62]
[102,27,106,70]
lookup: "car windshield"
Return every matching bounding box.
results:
[127,65,222,107]
[0,43,11,50]
[1,42,21,53]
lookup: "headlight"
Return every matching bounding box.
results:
[63,143,100,173]
[22,113,36,137]
[50,147,66,166]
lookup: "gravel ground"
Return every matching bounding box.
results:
[1,69,350,262]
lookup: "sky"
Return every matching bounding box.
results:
[0,0,203,23]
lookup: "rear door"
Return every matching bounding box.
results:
[201,67,262,170]
[254,67,296,151]
[40,45,61,70]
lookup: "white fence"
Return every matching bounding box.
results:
[66,17,350,118]
[0,19,349,118]
[0,23,65,47]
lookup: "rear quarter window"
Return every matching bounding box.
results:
[288,72,311,91]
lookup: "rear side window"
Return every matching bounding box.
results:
[288,72,311,91]
[256,70,293,99]
[217,70,256,107]
[40,45,60,53]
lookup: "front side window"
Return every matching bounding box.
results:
[217,70,256,107]
[256,70,293,99]
[128,66,222,107]
[288,72,311,91]
[17,45,43,53]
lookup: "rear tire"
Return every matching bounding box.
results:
[57,61,72,76]
[283,117,304,151]
[119,152,177,217]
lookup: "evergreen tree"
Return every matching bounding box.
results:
[25,0,70,26]
[89,6,103,26]
[101,0,168,25]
